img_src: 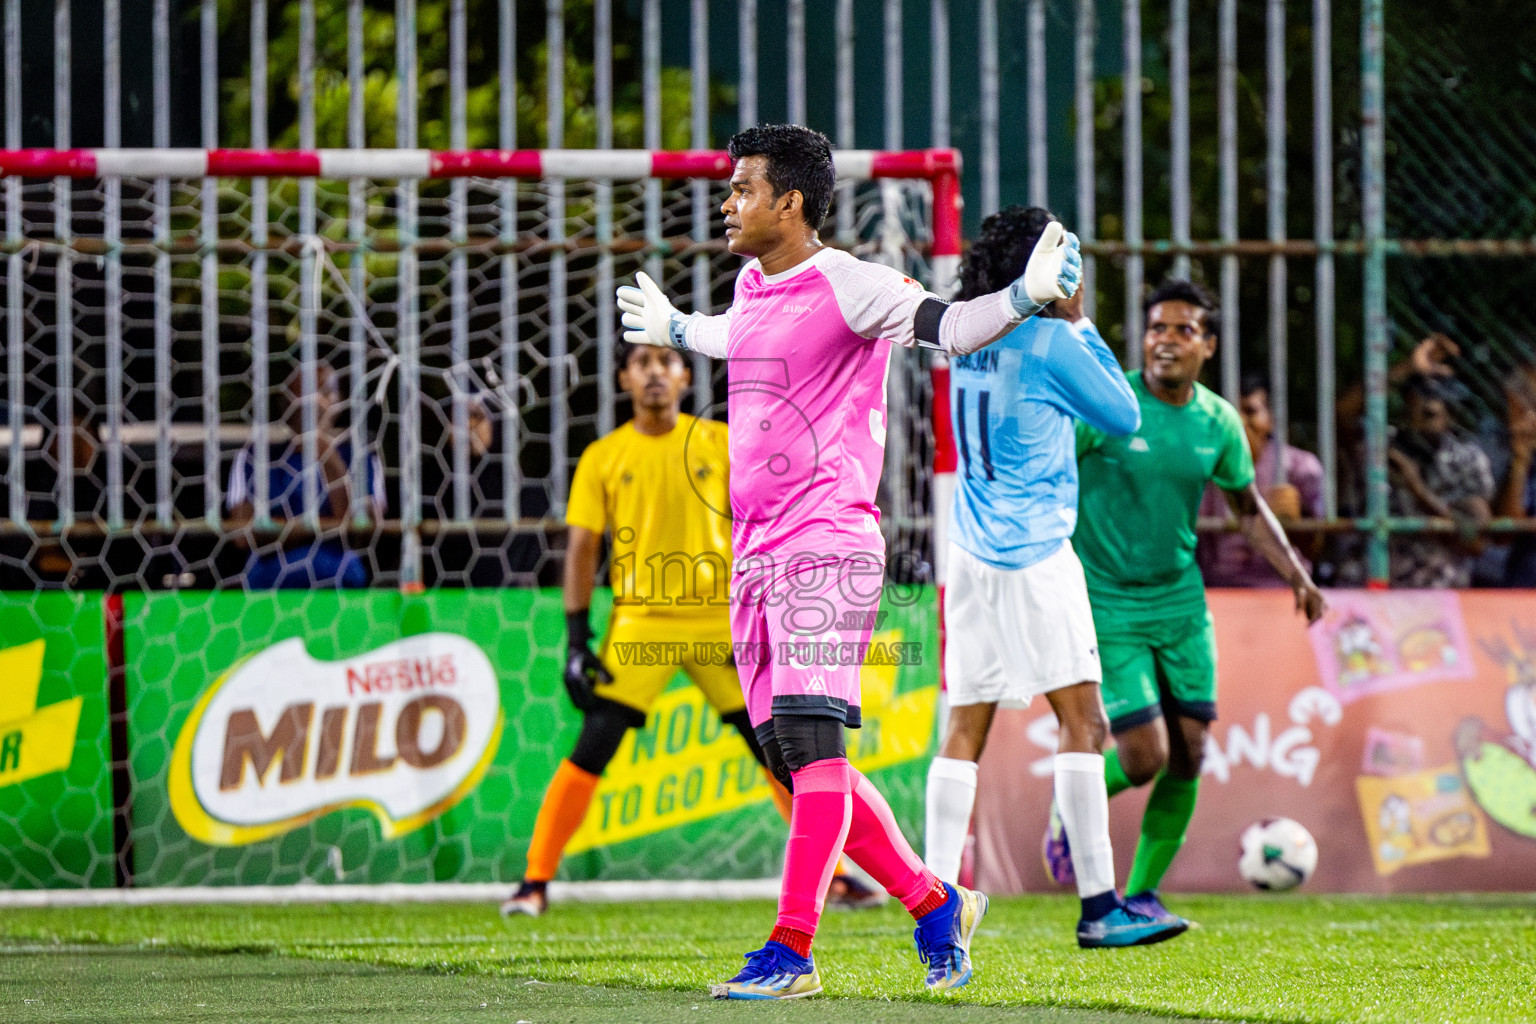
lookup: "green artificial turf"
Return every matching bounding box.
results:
[1,894,1532,1023]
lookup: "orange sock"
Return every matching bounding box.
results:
[768,773,794,823]
[766,770,854,877]
[524,760,601,882]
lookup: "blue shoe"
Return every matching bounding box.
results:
[1124,889,1191,927]
[709,941,822,1000]
[1042,800,1076,888]
[1077,903,1189,949]
[914,883,989,992]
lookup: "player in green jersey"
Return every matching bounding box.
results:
[1044,280,1326,929]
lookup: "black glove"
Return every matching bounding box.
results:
[563,610,612,711]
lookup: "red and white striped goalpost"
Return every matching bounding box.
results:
[0,147,959,261]
[0,145,963,683]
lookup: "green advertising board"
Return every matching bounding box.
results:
[0,592,112,889]
[123,588,938,887]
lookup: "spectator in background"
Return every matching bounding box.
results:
[1198,374,1325,586]
[1328,333,1470,586]
[227,363,385,588]
[424,393,496,520]
[1496,365,1536,586]
[1335,334,1470,517]
[1386,373,1494,588]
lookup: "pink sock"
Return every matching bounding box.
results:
[845,766,944,915]
[774,758,853,939]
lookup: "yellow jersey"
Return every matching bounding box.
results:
[566,414,732,620]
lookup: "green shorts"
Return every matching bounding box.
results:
[1096,610,1218,733]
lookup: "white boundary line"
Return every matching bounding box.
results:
[0,879,781,908]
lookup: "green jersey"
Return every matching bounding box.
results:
[1073,371,1254,628]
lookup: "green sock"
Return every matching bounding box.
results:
[1103,748,1134,798]
[1126,773,1200,894]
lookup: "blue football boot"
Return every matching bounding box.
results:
[914,883,989,992]
[1124,889,1193,928]
[709,940,822,1000]
[1077,901,1189,949]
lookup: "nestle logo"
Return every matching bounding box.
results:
[781,303,814,314]
[345,655,457,696]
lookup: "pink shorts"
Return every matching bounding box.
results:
[730,551,885,728]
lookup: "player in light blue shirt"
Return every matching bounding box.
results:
[947,289,1140,571]
[925,207,1185,948]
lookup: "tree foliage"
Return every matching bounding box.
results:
[215,0,723,151]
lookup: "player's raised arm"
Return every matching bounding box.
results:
[1038,298,1140,436]
[616,273,734,359]
[831,224,1084,356]
[937,222,1085,354]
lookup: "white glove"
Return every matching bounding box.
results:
[1008,222,1084,317]
[616,271,688,349]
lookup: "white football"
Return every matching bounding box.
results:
[1238,817,1318,891]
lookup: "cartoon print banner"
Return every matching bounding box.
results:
[973,590,1536,894]
[123,588,938,887]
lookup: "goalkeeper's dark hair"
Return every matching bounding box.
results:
[1145,278,1222,341]
[958,206,1056,301]
[726,124,835,229]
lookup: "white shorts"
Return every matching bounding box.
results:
[943,540,1102,708]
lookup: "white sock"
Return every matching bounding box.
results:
[924,756,979,885]
[1053,752,1115,899]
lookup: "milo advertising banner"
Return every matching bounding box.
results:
[0,592,112,889]
[123,588,938,887]
[973,589,1536,894]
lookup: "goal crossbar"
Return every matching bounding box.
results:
[0,144,958,291]
[0,146,955,182]
[0,145,962,284]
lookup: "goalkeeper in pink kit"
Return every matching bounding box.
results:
[617,125,1082,999]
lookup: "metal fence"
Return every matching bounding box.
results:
[2,0,1534,593]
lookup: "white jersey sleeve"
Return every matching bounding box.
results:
[820,250,1022,356]
[819,252,936,349]
[680,309,732,358]
[680,258,758,358]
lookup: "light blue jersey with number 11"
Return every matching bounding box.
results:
[948,315,1140,570]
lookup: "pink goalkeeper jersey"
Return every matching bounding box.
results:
[687,247,941,559]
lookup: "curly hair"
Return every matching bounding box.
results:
[726,124,835,229]
[1144,279,1222,340]
[958,206,1056,301]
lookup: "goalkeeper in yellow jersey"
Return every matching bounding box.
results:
[501,344,880,916]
